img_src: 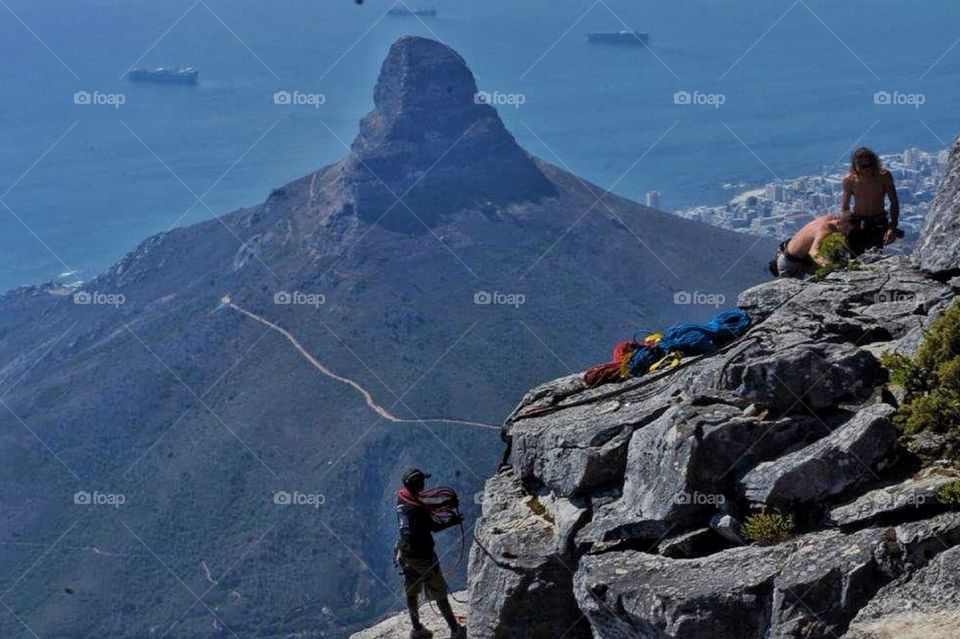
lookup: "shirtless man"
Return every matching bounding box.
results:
[772,212,855,278]
[841,147,900,255]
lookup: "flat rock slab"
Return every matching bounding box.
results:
[829,474,960,527]
[740,403,897,506]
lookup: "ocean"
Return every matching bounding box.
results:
[1,0,958,291]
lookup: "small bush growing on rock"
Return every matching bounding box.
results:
[741,509,795,545]
[937,480,960,506]
[882,299,960,460]
[812,233,863,281]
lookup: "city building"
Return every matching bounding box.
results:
[646,190,662,209]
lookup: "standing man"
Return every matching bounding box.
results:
[395,468,466,639]
[841,147,900,255]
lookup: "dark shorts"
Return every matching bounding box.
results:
[776,251,815,278]
[848,216,889,256]
[401,555,448,601]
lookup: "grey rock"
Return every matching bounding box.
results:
[892,512,960,570]
[580,403,814,544]
[576,519,960,639]
[467,471,590,639]
[720,338,882,412]
[829,474,959,527]
[770,528,893,637]
[914,137,960,274]
[575,543,793,639]
[349,592,467,639]
[710,513,746,546]
[658,526,731,558]
[506,366,698,498]
[737,277,806,321]
[740,404,898,506]
[844,546,960,639]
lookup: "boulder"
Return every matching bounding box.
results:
[509,392,672,498]
[829,474,959,527]
[467,471,591,639]
[740,404,898,506]
[843,546,960,638]
[575,543,793,639]
[914,137,960,275]
[576,518,960,639]
[579,403,815,544]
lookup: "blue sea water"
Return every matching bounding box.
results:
[1,0,958,291]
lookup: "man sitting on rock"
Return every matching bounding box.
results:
[395,468,466,639]
[771,211,856,278]
[841,146,901,255]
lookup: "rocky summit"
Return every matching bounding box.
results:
[343,36,556,232]
[354,137,960,639]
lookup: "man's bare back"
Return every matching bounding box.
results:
[785,215,844,266]
[841,168,897,218]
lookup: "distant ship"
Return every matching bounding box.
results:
[587,31,650,45]
[387,6,437,17]
[126,65,199,84]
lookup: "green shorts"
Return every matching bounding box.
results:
[401,555,448,601]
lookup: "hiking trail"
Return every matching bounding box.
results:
[220,295,500,431]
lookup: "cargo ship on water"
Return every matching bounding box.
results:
[387,6,437,17]
[126,65,199,84]
[587,31,650,45]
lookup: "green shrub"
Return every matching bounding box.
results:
[812,232,863,280]
[882,300,960,454]
[936,480,960,506]
[741,509,795,545]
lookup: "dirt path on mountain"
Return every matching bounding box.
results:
[221,296,501,432]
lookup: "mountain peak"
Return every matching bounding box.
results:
[344,37,555,232]
[368,36,479,128]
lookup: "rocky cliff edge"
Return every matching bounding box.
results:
[351,139,960,638]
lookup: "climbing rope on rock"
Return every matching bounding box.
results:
[584,309,752,388]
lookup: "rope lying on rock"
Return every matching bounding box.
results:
[584,309,752,388]
[221,295,500,431]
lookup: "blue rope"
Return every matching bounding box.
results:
[627,309,751,376]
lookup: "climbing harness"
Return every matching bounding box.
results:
[220,295,500,431]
